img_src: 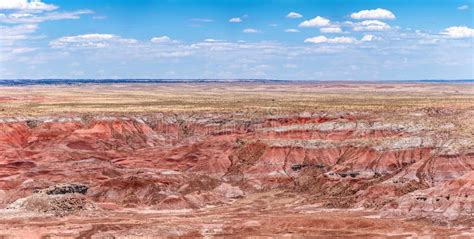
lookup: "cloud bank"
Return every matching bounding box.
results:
[298,16,330,27]
[351,8,395,20]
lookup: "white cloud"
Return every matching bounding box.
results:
[151,36,173,43]
[229,17,242,23]
[286,12,303,18]
[285,28,299,33]
[9,13,34,18]
[0,0,57,11]
[360,34,378,42]
[0,24,38,45]
[0,2,93,57]
[203,39,225,42]
[50,34,137,49]
[71,34,114,40]
[441,26,474,38]
[320,26,342,33]
[189,41,282,55]
[10,47,36,54]
[304,36,356,44]
[457,5,469,10]
[243,28,259,33]
[353,20,390,31]
[154,51,193,58]
[0,10,93,23]
[351,8,395,20]
[327,37,357,44]
[298,16,330,27]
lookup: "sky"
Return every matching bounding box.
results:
[0,0,473,80]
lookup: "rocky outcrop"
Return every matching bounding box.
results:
[0,112,471,223]
[381,171,474,224]
[6,183,96,217]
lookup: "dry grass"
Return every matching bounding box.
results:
[0,82,472,116]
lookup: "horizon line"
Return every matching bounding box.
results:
[0,78,473,86]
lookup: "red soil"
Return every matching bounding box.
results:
[0,112,472,237]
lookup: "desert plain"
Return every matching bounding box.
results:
[0,82,472,237]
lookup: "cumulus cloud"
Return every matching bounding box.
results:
[298,16,330,27]
[360,34,378,42]
[0,0,93,58]
[0,10,93,23]
[204,39,224,42]
[304,34,378,44]
[441,26,474,38]
[320,26,342,33]
[285,28,299,33]
[229,17,242,23]
[0,0,57,11]
[150,36,177,43]
[457,5,469,10]
[243,28,259,33]
[50,34,137,49]
[304,36,356,44]
[352,20,390,31]
[286,12,303,18]
[351,8,395,20]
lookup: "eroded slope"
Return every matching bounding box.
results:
[0,83,472,237]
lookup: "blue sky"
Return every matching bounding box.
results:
[0,0,473,80]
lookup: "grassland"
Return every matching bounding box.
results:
[0,82,472,116]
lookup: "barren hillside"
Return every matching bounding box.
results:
[0,82,472,237]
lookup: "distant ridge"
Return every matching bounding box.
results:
[0,79,287,86]
[0,79,472,86]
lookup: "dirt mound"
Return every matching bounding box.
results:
[381,171,474,224]
[6,184,96,217]
[88,175,170,207]
[213,183,244,199]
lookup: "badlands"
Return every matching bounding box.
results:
[0,82,472,237]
